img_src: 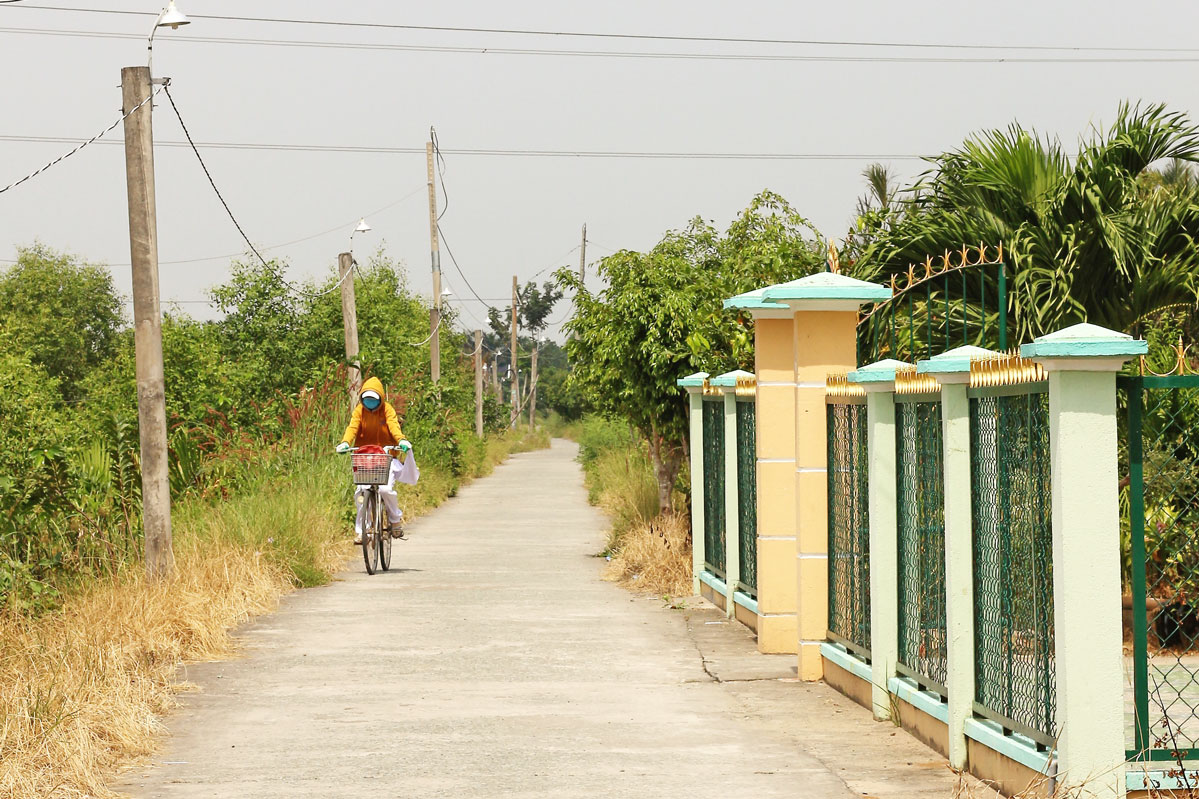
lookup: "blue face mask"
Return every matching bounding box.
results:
[362,396,381,411]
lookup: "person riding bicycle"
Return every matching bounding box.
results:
[335,376,411,543]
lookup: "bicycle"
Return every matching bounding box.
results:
[345,445,401,575]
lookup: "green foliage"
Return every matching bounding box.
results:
[849,103,1199,340]
[0,245,124,398]
[558,190,824,511]
[574,414,662,553]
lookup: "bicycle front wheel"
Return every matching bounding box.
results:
[361,490,379,575]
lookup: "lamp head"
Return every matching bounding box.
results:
[354,218,372,234]
[158,0,190,29]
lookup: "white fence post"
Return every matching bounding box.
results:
[1024,324,1146,799]
[678,372,709,595]
[920,346,997,768]
[850,358,911,721]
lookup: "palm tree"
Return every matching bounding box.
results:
[851,103,1199,343]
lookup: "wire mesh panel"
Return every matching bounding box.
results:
[895,397,947,691]
[827,401,871,656]
[1124,376,1199,761]
[702,398,726,578]
[736,400,757,597]
[970,390,1055,745]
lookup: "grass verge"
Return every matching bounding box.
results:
[0,428,548,799]
[573,415,693,598]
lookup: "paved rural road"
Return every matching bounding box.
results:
[117,440,980,798]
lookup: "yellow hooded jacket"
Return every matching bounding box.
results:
[340,376,404,449]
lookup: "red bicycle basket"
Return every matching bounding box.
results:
[351,451,389,485]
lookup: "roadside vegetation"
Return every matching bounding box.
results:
[0,244,548,798]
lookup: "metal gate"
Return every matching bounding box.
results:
[827,376,870,657]
[1123,373,1199,762]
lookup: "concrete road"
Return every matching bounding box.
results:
[116,440,978,798]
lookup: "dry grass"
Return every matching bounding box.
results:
[0,431,549,799]
[603,513,693,598]
[0,540,319,798]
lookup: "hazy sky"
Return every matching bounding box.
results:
[2,1,1197,340]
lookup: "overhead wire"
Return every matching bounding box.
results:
[5,26,1199,64]
[0,82,161,195]
[162,83,355,300]
[4,6,1191,54]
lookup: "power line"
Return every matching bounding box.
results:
[0,83,160,194]
[5,6,1192,54]
[162,83,351,300]
[0,136,928,161]
[6,26,1199,64]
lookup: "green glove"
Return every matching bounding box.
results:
[398,439,412,453]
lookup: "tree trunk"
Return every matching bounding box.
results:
[648,423,684,515]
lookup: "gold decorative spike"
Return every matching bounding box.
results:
[735,374,757,398]
[827,239,842,274]
[969,353,1045,389]
[895,365,941,395]
[826,373,866,401]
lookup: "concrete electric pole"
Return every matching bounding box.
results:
[510,275,519,428]
[121,65,172,580]
[474,329,484,437]
[579,223,587,282]
[338,251,360,410]
[425,133,442,383]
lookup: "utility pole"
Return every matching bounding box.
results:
[528,339,539,431]
[474,329,484,437]
[425,132,442,383]
[510,275,519,428]
[579,223,587,282]
[121,65,172,580]
[338,252,360,410]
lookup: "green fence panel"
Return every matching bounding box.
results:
[736,400,757,597]
[1123,375,1199,761]
[702,398,726,578]
[827,401,871,656]
[895,397,947,691]
[970,390,1055,745]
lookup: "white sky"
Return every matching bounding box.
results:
[1,1,1197,340]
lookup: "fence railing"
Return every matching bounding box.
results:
[968,369,1055,747]
[895,369,947,694]
[701,396,726,579]
[826,377,871,657]
[735,398,757,598]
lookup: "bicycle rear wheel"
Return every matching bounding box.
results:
[361,490,378,575]
[379,514,392,572]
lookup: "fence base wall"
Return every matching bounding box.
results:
[822,655,872,712]
[895,697,949,759]
[733,596,758,632]
[966,738,1050,798]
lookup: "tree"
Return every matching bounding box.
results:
[560,191,824,513]
[850,103,1199,341]
[0,244,124,398]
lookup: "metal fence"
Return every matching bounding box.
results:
[969,388,1055,746]
[895,393,948,692]
[736,399,757,597]
[1122,374,1199,761]
[827,397,871,656]
[701,398,726,578]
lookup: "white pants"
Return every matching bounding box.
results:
[354,458,404,535]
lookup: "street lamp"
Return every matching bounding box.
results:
[350,217,371,256]
[148,1,190,75]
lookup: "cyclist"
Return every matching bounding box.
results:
[335,376,411,544]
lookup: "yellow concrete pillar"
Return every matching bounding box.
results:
[726,278,889,665]
[758,274,891,680]
[724,290,797,653]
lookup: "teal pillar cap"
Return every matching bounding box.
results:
[709,369,755,387]
[1020,323,1147,360]
[848,358,913,385]
[677,371,709,388]
[761,272,891,303]
[723,288,789,311]
[917,344,1001,375]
